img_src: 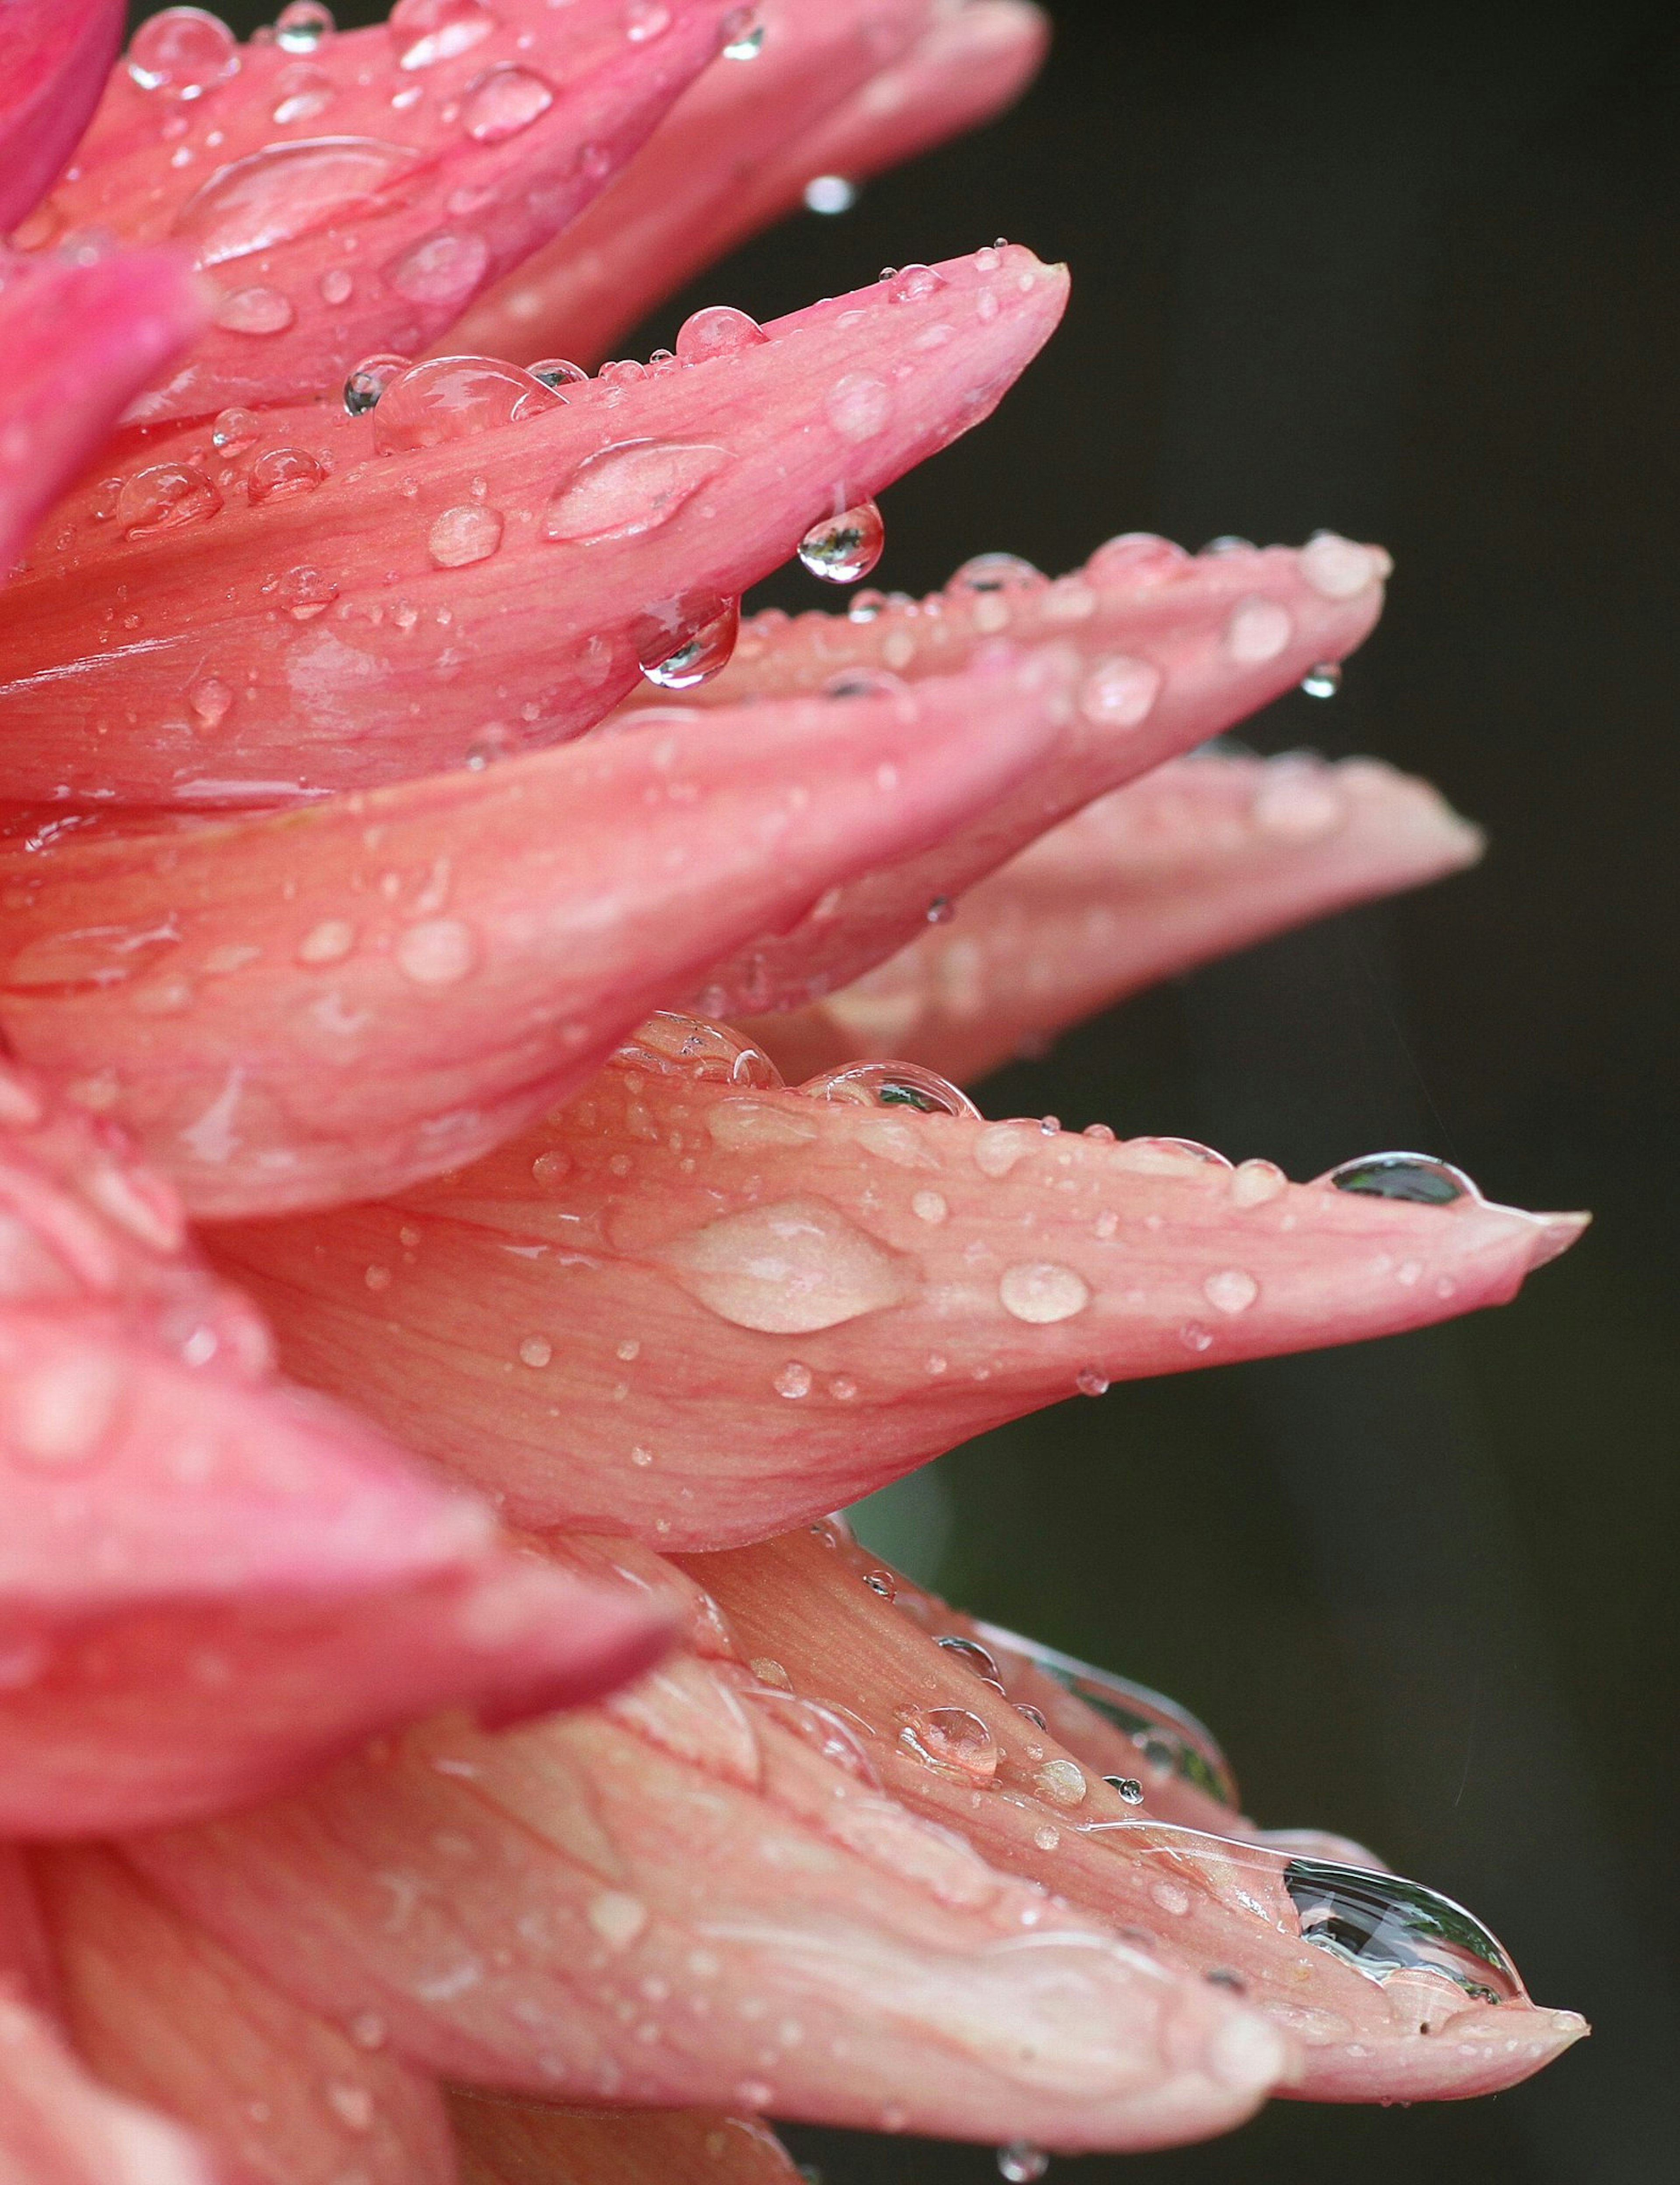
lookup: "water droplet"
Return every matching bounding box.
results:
[799,1061,978,1119]
[1080,653,1162,729]
[798,500,885,584]
[546,440,730,543]
[127,8,239,98]
[297,918,355,964]
[324,2080,372,2132]
[518,1335,552,1368]
[276,565,338,620]
[390,0,495,71]
[6,1353,123,1467]
[900,1706,998,1783]
[177,140,417,267]
[429,503,504,567]
[675,305,768,363]
[889,264,947,305]
[1087,533,1188,582]
[774,1361,812,1399]
[586,1889,648,1948]
[1075,1368,1109,1396]
[1033,1757,1088,1806]
[1323,1153,1474,1206]
[826,373,894,443]
[117,464,220,540]
[822,667,908,701]
[273,63,335,125]
[214,285,295,335]
[949,552,1045,596]
[532,1148,571,1185]
[655,1197,910,1333]
[625,0,671,42]
[276,2,334,53]
[639,598,739,691]
[998,1262,1090,1326]
[617,1011,780,1087]
[861,1569,895,1599]
[721,8,764,59]
[1284,1858,1520,2003]
[248,446,323,503]
[343,354,412,415]
[395,917,476,986]
[386,230,491,308]
[188,675,233,730]
[912,1190,948,1224]
[462,65,554,141]
[1230,1158,1288,1208]
[1300,531,1380,600]
[973,1122,1034,1178]
[373,356,556,453]
[1225,596,1294,665]
[211,407,261,453]
[1203,1268,1259,1315]
[997,2145,1049,2184]
[804,175,856,215]
[1301,659,1342,699]
[530,356,589,388]
[1104,1775,1145,1805]
[936,1635,1004,1684]
[1200,535,1255,557]
[318,266,353,306]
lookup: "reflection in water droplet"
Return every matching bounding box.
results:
[889,264,947,305]
[1200,535,1255,557]
[1104,1775,1145,1805]
[936,1635,1005,1687]
[273,63,335,125]
[861,1568,895,1599]
[518,1335,552,1368]
[177,140,417,267]
[343,353,412,415]
[722,9,764,60]
[900,1706,998,1783]
[775,1361,812,1399]
[391,0,495,71]
[616,1012,782,1087]
[428,504,503,568]
[804,175,856,215]
[531,356,589,389]
[799,1062,978,1119]
[625,0,672,42]
[1301,660,1342,699]
[640,599,739,691]
[1283,1858,1521,2003]
[462,65,554,141]
[1323,1153,1474,1206]
[998,1262,1090,1325]
[117,464,220,540]
[798,500,885,584]
[128,9,239,97]
[546,441,731,544]
[655,1197,910,1334]
[276,3,335,53]
[997,2145,1049,2184]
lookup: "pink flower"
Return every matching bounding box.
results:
[0,3,1588,2178]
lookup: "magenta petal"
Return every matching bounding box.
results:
[0,0,125,234]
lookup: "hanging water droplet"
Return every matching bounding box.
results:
[900,1706,998,1784]
[462,65,554,142]
[116,463,221,540]
[389,0,495,71]
[176,140,417,267]
[1283,1858,1521,2003]
[343,354,412,415]
[276,1,334,52]
[1075,1368,1109,1396]
[127,8,240,98]
[1200,535,1255,556]
[214,285,295,335]
[1301,659,1342,699]
[798,500,885,584]
[640,598,739,690]
[1323,1152,1474,1206]
[654,1197,911,1334]
[799,1061,978,1119]
[998,1262,1091,1325]
[616,1012,782,1087]
[530,356,589,389]
[546,440,731,543]
[247,447,323,503]
[721,8,764,59]
[1104,1775,1145,1805]
[804,175,856,215]
[997,2146,1049,2185]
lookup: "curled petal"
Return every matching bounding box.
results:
[452,2098,802,2185]
[3,246,1066,803]
[652,535,1390,1013]
[0,246,205,570]
[215,1041,1583,1548]
[0,0,125,234]
[749,752,1485,1084]
[0,1992,225,2185]
[454,0,1041,367]
[39,0,735,421]
[127,1570,1288,2151]
[682,1527,1589,2103]
[0,660,1068,1216]
[37,1845,455,2185]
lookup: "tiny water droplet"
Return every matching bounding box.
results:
[1104,1775,1145,1805]
[518,1335,553,1368]
[798,499,885,584]
[998,1262,1091,1325]
[1323,1153,1474,1206]
[861,1569,896,1599]
[1075,1368,1109,1396]
[532,1148,572,1185]
[273,63,334,124]
[804,175,856,215]
[775,1361,813,1399]
[394,918,476,986]
[318,265,353,305]
[889,264,947,305]
[1225,596,1294,665]
[211,406,261,452]
[624,0,672,43]
[1200,535,1255,557]
[949,552,1045,597]
[1080,653,1162,729]
[343,353,412,415]
[1203,1268,1259,1315]
[936,1635,1004,1684]
[276,2,334,53]
[277,564,338,620]
[1301,659,1342,699]
[531,356,589,388]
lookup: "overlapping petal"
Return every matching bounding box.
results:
[748,751,1484,1085]
[683,1525,1589,2102]
[0,0,125,235]
[215,1035,1581,1547]
[4,246,1065,803]
[0,1989,224,2185]
[0,658,1069,1216]
[126,1538,1289,2151]
[452,2097,802,2185]
[31,0,737,421]
[455,0,1046,367]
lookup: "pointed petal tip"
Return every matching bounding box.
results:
[1528,1210,1592,1269]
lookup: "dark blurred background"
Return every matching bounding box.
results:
[151,3,1680,2178]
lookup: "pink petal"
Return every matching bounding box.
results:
[213,1030,1584,1548]
[453,0,1039,368]
[0,660,1069,1217]
[452,2098,803,2185]
[35,0,736,422]
[0,1847,56,2012]
[37,1845,455,2185]
[684,1526,1589,2103]
[127,1556,1289,2151]
[3,246,1067,804]
[0,0,125,235]
[652,534,1390,1013]
[0,1992,226,2185]
[0,245,205,570]
[749,752,1485,1084]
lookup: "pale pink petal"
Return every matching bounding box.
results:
[0,0,125,234]
[684,1526,1589,2103]
[127,1552,1288,2151]
[452,2097,802,2185]
[749,752,1484,1084]
[4,246,1066,803]
[0,245,204,570]
[454,0,1041,368]
[0,1993,227,2185]
[653,535,1391,1014]
[37,1845,455,2185]
[0,659,1069,1217]
[35,0,736,421]
[213,1034,1584,1547]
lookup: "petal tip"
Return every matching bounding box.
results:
[1528,1209,1592,1269]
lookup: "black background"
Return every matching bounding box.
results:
[132,6,1680,2180]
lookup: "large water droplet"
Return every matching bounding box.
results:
[1323,1153,1474,1206]
[390,0,495,71]
[616,1012,782,1087]
[276,1,334,52]
[998,1262,1090,1325]
[546,440,730,544]
[654,1197,911,1333]
[948,552,1046,597]
[798,500,885,584]
[462,65,554,142]
[343,353,412,415]
[799,1062,978,1119]
[372,354,556,452]
[175,139,417,267]
[117,464,220,540]
[386,229,490,308]
[127,9,239,98]
[900,1706,998,1783]
[640,599,739,690]
[1283,1858,1522,2003]
[676,305,768,363]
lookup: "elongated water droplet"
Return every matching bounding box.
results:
[128,9,239,97]
[798,500,884,584]
[900,1706,998,1783]
[936,1635,1005,1687]
[799,1061,978,1118]
[1323,1152,1474,1206]
[1284,1858,1521,2003]
[273,63,334,124]
[176,139,417,267]
[546,440,730,544]
[640,599,738,690]
[654,1197,911,1334]
[247,447,323,503]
